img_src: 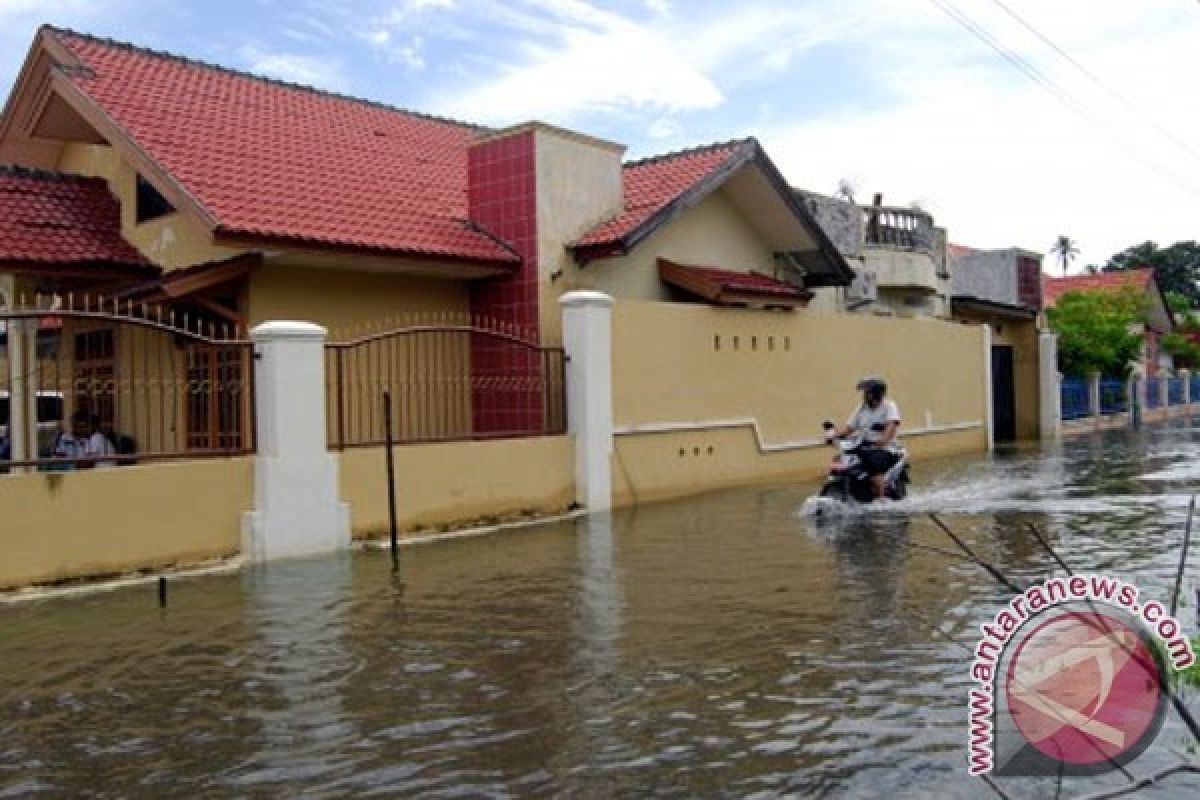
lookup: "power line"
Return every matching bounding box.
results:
[987,0,1200,165]
[925,0,1200,196]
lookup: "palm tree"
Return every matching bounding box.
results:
[1050,235,1080,275]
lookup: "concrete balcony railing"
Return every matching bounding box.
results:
[862,206,936,253]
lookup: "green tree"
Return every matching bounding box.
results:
[1047,287,1147,377]
[1103,240,1200,308]
[1161,332,1200,369]
[1050,235,1080,275]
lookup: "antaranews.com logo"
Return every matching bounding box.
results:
[967,574,1195,777]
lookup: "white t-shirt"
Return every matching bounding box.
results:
[847,399,902,448]
[87,431,117,467]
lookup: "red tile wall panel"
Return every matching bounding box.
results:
[467,132,543,435]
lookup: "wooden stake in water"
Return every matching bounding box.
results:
[1169,493,1196,617]
[158,576,167,608]
[383,390,399,571]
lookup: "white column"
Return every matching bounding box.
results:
[1038,332,1061,441]
[1159,373,1170,414]
[560,291,614,512]
[1135,368,1149,427]
[1089,372,1102,429]
[1126,374,1137,428]
[1182,369,1192,407]
[982,323,994,451]
[242,321,349,562]
[1,277,37,464]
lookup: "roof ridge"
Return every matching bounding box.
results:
[44,25,491,133]
[0,163,101,185]
[625,137,753,169]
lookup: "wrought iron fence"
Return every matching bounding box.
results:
[1099,378,1128,415]
[1060,377,1092,421]
[325,323,566,449]
[1169,376,1186,406]
[1,296,254,471]
[1146,377,1163,409]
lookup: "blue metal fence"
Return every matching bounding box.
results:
[1146,377,1162,409]
[1061,377,1092,420]
[1099,379,1128,415]
[1169,377,1186,406]
[1193,374,1200,406]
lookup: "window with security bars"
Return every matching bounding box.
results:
[74,328,116,428]
[185,345,248,451]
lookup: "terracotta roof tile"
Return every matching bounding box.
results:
[1042,268,1154,307]
[575,141,747,248]
[658,258,810,307]
[50,29,518,265]
[0,165,155,271]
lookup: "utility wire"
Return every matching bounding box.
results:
[926,0,1200,196]
[987,0,1200,165]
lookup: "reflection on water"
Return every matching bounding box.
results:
[2,421,1200,797]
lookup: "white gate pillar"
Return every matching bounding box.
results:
[1038,331,1061,441]
[981,323,994,451]
[560,291,614,512]
[242,321,349,562]
[1089,372,1102,429]
[1,277,37,465]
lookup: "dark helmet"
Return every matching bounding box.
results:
[856,376,887,395]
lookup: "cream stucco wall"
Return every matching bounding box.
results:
[544,190,780,344]
[338,435,575,537]
[245,264,470,336]
[0,457,252,589]
[533,126,626,345]
[956,310,1042,440]
[610,300,988,505]
[56,142,241,269]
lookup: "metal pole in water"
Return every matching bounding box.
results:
[383,390,399,571]
[158,576,167,608]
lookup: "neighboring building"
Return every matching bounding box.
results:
[796,190,950,318]
[948,244,1046,442]
[1042,268,1173,375]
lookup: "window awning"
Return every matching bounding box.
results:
[658,258,811,309]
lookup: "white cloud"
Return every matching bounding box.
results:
[240,46,346,89]
[427,1,862,127]
[648,117,682,140]
[0,0,49,14]
[759,0,1200,269]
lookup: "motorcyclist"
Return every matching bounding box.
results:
[822,377,902,500]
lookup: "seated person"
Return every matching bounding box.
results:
[48,412,91,470]
[87,415,118,468]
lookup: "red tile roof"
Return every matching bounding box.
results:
[575,141,747,248]
[658,258,811,308]
[0,165,155,272]
[1042,267,1155,307]
[49,29,518,266]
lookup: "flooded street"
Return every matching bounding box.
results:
[3,421,1200,798]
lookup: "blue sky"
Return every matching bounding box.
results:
[2,0,1200,271]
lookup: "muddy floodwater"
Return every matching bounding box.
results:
[3,422,1200,798]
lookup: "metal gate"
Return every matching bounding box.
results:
[1,296,254,469]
